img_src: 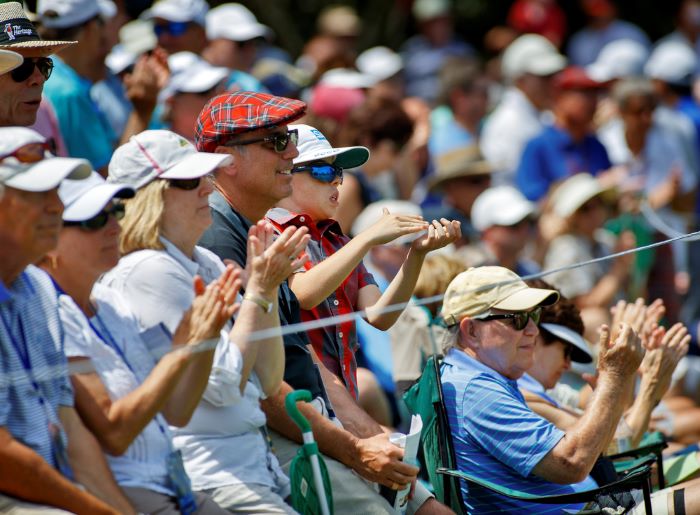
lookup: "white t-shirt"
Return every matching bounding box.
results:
[60,283,174,495]
[102,239,289,494]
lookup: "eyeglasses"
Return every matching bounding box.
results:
[225,129,298,154]
[472,307,542,331]
[292,162,344,184]
[0,142,50,164]
[168,177,202,190]
[63,202,125,231]
[10,57,53,83]
[154,21,191,37]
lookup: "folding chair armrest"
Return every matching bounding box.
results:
[613,453,657,475]
[607,432,667,461]
[436,465,652,505]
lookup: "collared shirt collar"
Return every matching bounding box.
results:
[266,207,343,236]
[0,280,11,304]
[444,347,519,388]
[159,237,199,277]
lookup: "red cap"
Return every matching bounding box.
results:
[554,66,604,90]
[195,91,306,152]
[310,84,365,123]
[507,0,567,47]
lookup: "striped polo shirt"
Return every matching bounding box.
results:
[0,266,73,469]
[441,349,597,514]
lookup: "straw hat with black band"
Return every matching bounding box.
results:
[0,2,76,57]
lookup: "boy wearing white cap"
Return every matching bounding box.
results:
[0,127,135,514]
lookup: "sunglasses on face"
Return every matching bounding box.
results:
[291,162,344,184]
[11,57,53,83]
[168,177,202,190]
[472,307,542,331]
[225,129,298,154]
[0,142,50,164]
[63,202,125,231]
[154,21,191,37]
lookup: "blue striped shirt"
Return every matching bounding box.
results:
[441,349,597,514]
[0,266,73,468]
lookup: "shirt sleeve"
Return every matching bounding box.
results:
[200,330,245,407]
[516,139,549,201]
[356,261,378,289]
[462,375,565,477]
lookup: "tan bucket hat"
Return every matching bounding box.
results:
[427,144,493,193]
[0,48,21,74]
[0,2,76,57]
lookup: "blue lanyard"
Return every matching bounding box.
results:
[87,310,170,440]
[0,310,47,404]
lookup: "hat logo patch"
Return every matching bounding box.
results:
[4,23,32,40]
[310,129,326,141]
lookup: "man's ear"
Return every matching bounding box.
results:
[458,317,478,349]
[214,147,238,177]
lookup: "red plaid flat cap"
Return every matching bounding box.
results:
[195,91,307,152]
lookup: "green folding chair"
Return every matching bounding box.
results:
[286,390,333,515]
[403,355,655,514]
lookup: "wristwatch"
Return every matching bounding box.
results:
[243,293,274,313]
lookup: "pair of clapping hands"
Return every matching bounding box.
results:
[173,221,311,348]
[593,298,690,399]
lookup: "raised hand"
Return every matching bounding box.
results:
[360,208,429,246]
[246,220,310,297]
[410,218,462,254]
[640,323,690,402]
[597,323,645,380]
[173,267,243,347]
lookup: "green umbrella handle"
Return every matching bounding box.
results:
[285,389,312,433]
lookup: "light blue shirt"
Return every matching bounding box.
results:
[441,349,596,514]
[43,58,116,169]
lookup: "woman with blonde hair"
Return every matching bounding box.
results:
[104,130,310,514]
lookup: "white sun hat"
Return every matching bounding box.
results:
[163,52,229,99]
[291,124,369,169]
[356,46,404,83]
[471,186,536,232]
[502,34,567,81]
[206,3,271,42]
[60,171,135,222]
[108,130,233,190]
[540,322,593,364]
[586,39,649,82]
[143,0,208,25]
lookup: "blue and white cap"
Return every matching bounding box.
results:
[290,124,369,169]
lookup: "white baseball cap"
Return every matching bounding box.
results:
[0,49,22,76]
[38,0,113,29]
[0,127,91,192]
[645,40,697,86]
[60,171,134,222]
[586,39,649,82]
[206,3,271,42]
[356,46,404,83]
[144,0,208,25]
[471,186,536,232]
[108,130,232,190]
[318,68,377,89]
[549,173,611,218]
[540,323,593,363]
[164,52,229,99]
[291,124,369,169]
[502,34,567,81]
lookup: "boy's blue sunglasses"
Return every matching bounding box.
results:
[291,163,344,184]
[154,21,191,37]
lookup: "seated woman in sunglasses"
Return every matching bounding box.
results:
[102,130,308,514]
[267,123,461,422]
[39,170,237,514]
[520,281,689,453]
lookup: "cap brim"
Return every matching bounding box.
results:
[4,157,91,192]
[176,67,228,94]
[493,287,559,312]
[0,40,77,57]
[160,152,232,180]
[540,323,593,363]
[528,54,567,76]
[0,49,22,75]
[294,146,369,169]
[63,183,135,222]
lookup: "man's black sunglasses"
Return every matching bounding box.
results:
[11,57,53,83]
[225,129,298,153]
[64,203,125,231]
[471,307,542,331]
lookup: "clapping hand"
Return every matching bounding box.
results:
[410,218,461,254]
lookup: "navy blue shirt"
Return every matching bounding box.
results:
[199,190,326,400]
[516,125,611,201]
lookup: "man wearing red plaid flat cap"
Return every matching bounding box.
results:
[196,91,449,514]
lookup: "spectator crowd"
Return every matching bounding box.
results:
[6,0,700,513]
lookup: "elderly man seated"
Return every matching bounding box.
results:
[439,265,700,514]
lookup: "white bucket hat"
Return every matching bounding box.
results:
[108,130,233,190]
[206,3,271,42]
[291,124,369,169]
[502,34,567,81]
[471,186,536,232]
